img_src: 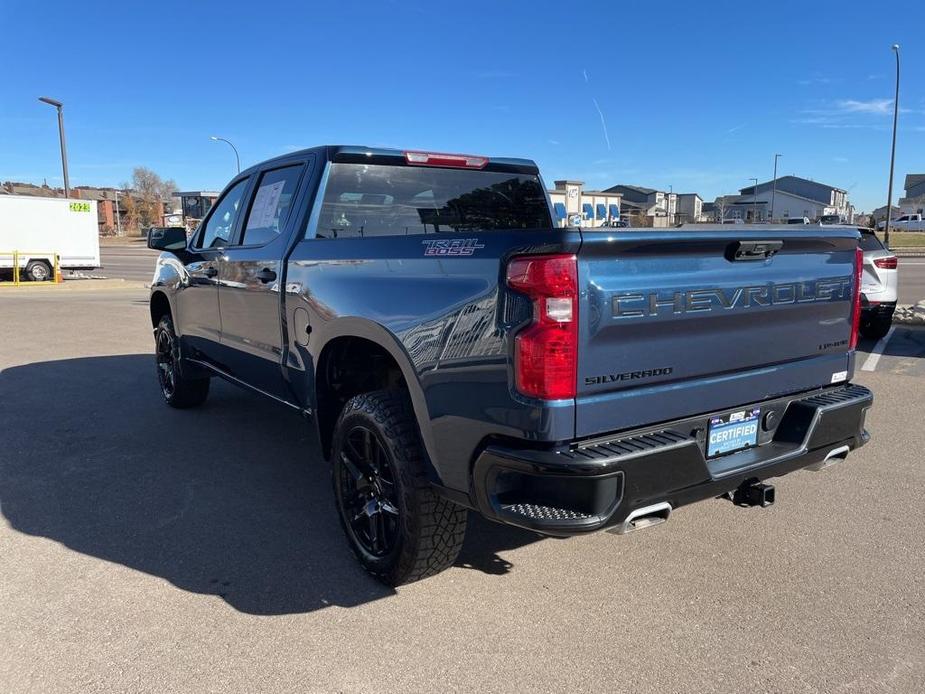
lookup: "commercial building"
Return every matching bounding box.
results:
[174,191,220,225]
[547,180,622,228]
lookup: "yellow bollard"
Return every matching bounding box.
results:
[13,250,19,286]
[54,254,62,283]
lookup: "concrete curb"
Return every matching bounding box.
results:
[894,301,925,325]
[0,278,148,292]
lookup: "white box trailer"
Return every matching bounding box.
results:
[0,195,101,281]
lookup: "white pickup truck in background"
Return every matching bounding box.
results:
[878,213,925,231]
[0,195,101,281]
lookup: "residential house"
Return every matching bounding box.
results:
[700,201,716,222]
[602,184,677,226]
[730,175,852,222]
[675,193,703,223]
[899,174,925,215]
[870,204,901,225]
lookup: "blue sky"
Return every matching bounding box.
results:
[2,0,923,212]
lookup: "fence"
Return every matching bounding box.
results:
[0,251,62,286]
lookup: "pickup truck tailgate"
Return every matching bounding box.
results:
[575,229,859,438]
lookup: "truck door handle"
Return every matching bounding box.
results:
[256,268,277,283]
[203,266,218,278]
[726,240,783,261]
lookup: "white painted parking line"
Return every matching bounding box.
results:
[861,325,897,372]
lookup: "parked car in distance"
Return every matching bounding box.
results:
[877,213,925,231]
[147,145,873,585]
[858,228,898,339]
[787,217,811,225]
[820,214,848,225]
[720,218,744,224]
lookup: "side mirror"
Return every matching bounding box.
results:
[147,226,188,251]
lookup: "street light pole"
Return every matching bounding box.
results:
[114,190,122,236]
[771,154,781,223]
[38,96,70,199]
[210,136,240,174]
[668,184,673,225]
[750,177,759,222]
[884,44,901,248]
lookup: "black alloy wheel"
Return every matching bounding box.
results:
[156,324,178,400]
[330,390,467,585]
[153,314,210,408]
[336,424,401,558]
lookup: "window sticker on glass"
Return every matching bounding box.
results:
[248,180,286,230]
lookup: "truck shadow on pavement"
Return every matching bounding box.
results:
[0,355,542,615]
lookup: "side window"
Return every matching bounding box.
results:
[241,165,303,246]
[197,178,249,249]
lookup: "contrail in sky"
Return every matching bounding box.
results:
[591,97,611,150]
[583,68,611,150]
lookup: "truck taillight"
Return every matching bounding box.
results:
[873,256,898,269]
[404,151,489,169]
[506,254,578,400]
[850,246,863,350]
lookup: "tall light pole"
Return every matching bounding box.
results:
[771,154,782,223]
[668,184,673,224]
[210,136,240,174]
[750,177,759,222]
[884,44,900,248]
[38,96,70,199]
[114,189,122,236]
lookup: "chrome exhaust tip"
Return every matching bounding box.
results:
[807,444,851,472]
[612,502,672,535]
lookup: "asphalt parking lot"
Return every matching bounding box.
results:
[1,287,924,693]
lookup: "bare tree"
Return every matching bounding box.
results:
[629,210,651,227]
[713,195,737,222]
[120,167,178,231]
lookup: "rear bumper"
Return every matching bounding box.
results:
[861,300,896,320]
[471,384,872,535]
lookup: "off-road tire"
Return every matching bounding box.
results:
[154,314,210,408]
[859,315,892,341]
[331,389,467,586]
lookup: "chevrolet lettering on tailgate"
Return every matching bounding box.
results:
[612,277,852,319]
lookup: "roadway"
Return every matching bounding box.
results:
[1,286,923,692]
[96,243,925,304]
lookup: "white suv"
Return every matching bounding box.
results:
[859,229,899,339]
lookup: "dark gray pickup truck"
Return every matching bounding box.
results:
[148,146,872,585]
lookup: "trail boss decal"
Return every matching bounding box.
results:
[422,239,485,256]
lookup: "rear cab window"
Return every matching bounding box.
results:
[309,163,551,239]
